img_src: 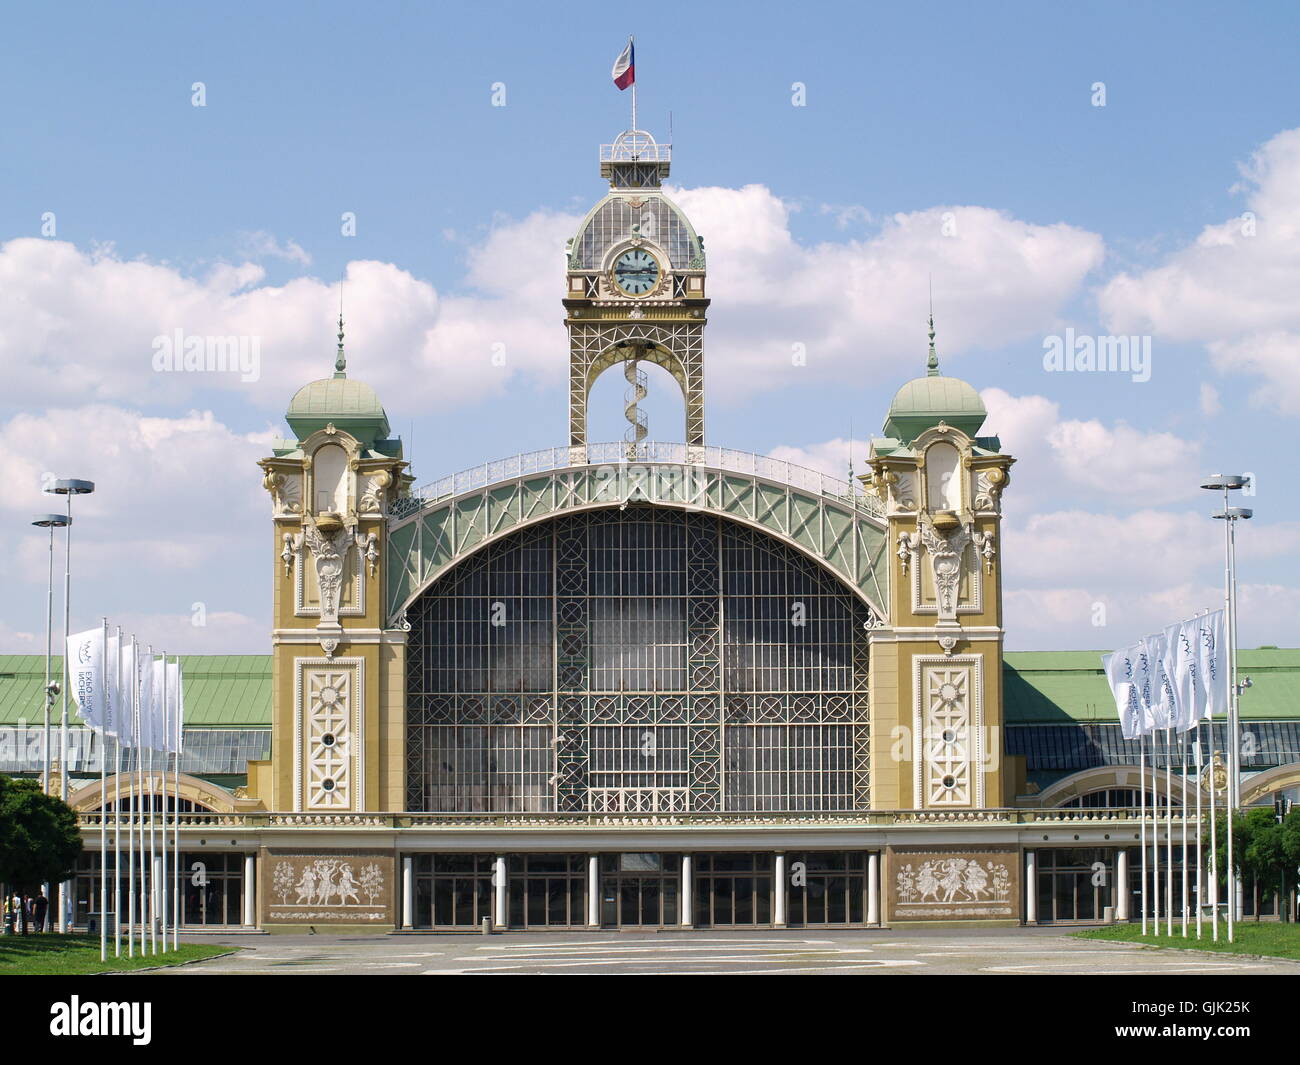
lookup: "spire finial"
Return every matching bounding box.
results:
[334,285,346,378]
[926,279,940,377]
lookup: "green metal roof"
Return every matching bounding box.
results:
[286,376,390,443]
[0,655,272,728]
[883,375,987,441]
[2,649,1293,730]
[1003,648,1300,724]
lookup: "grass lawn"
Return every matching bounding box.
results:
[0,933,235,975]
[1075,921,1300,960]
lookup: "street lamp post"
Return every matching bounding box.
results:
[45,477,94,934]
[31,514,70,795]
[1199,473,1251,944]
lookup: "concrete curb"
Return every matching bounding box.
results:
[106,948,242,975]
[1066,932,1298,964]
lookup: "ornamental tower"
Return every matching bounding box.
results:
[564,127,708,459]
[864,321,1015,810]
[254,321,411,813]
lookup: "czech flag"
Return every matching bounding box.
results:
[612,40,634,90]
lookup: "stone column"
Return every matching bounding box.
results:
[867,852,881,926]
[401,856,414,930]
[773,852,787,928]
[494,855,507,930]
[1115,848,1129,921]
[587,855,600,927]
[1025,850,1037,925]
[243,854,256,927]
[680,854,693,928]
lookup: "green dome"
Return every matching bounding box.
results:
[286,375,390,443]
[883,374,986,443]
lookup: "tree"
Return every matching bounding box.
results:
[1206,806,1300,921]
[0,777,83,932]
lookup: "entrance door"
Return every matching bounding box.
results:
[600,853,679,927]
[784,852,867,927]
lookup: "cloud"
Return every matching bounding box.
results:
[672,186,1104,392]
[1199,383,1221,416]
[0,186,1104,421]
[767,437,873,481]
[980,388,1202,506]
[1098,127,1300,412]
[237,230,312,266]
[0,405,272,652]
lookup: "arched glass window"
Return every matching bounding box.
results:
[405,506,872,814]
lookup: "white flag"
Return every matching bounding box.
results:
[1173,618,1205,731]
[151,657,168,753]
[1131,638,1158,734]
[165,660,182,753]
[1194,609,1227,719]
[1142,632,1175,730]
[66,627,106,732]
[103,632,120,740]
[1102,648,1143,740]
[138,654,157,752]
[118,640,137,748]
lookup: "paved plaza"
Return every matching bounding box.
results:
[152,927,1300,976]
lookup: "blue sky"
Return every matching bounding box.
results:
[1,0,1298,654]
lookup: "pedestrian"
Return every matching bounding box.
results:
[33,891,49,933]
[2,893,12,935]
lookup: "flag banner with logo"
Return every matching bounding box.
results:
[66,627,106,732]
[1194,609,1227,720]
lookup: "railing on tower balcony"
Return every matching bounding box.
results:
[393,441,883,520]
[600,129,671,164]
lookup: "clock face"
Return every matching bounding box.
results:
[613,248,659,296]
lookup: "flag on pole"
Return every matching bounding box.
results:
[151,657,168,752]
[1144,631,1175,730]
[165,659,182,753]
[1194,609,1227,720]
[66,627,107,732]
[138,652,155,752]
[1173,618,1205,731]
[104,631,120,740]
[612,39,635,90]
[1102,648,1143,740]
[118,640,137,748]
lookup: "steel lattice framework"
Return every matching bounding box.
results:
[386,443,890,627]
[403,507,874,814]
[568,322,706,450]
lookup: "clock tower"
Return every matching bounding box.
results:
[564,128,708,460]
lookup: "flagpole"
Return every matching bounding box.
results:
[148,646,157,956]
[173,657,182,950]
[99,619,108,961]
[159,655,167,954]
[114,627,122,959]
[1151,729,1160,932]
[1139,734,1148,934]
[1210,738,1220,941]
[127,636,136,958]
[1180,733,1189,936]
[1195,727,1203,939]
[135,637,146,957]
[630,36,637,131]
[1165,725,1174,936]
